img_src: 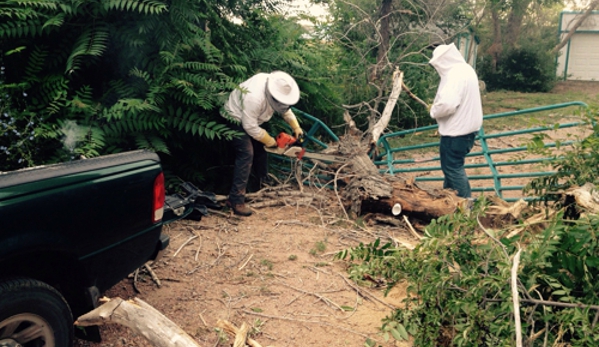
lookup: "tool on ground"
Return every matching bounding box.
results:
[265,132,347,163]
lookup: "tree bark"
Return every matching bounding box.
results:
[360,179,461,220]
[505,0,531,50]
[372,0,393,81]
[75,297,200,347]
[487,4,503,71]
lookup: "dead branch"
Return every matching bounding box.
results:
[339,273,397,310]
[512,248,523,347]
[172,235,198,258]
[75,297,200,347]
[277,282,344,312]
[403,215,423,240]
[144,263,161,287]
[371,68,404,144]
[133,268,140,293]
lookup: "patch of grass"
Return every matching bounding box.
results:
[259,285,273,294]
[315,262,329,267]
[250,319,264,336]
[260,259,273,270]
[288,254,298,261]
[310,240,327,256]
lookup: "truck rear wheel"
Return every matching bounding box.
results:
[0,278,73,347]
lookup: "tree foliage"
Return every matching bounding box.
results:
[0,0,340,190]
[323,0,473,133]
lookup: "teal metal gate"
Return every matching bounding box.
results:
[274,102,592,202]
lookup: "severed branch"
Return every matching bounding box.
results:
[144,263,161,287]
[371,68,403,145]
[512,248,523,347]
[401,81,428,108]
[75,297,200,347]
[216,320,263,347]
[339,274,397,310]
[172,235,198,258]
[278,281,344,312]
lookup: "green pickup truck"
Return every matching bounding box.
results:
[0,150,192,346]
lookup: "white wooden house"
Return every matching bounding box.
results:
[556,11,599,81]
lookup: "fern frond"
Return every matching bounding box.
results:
[24,45,49,82]
[0,19,44,38]
[65,27,109,73]
[10,1,59,11]
[104,0,168,15]
[133,133,170,154]
[42,13,65,30]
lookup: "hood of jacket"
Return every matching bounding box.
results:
[429,43,466,77]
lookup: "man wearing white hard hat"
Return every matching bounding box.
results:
[222,71,303,216]
[428,43,483,198]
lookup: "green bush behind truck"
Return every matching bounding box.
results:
[0,150,190,346]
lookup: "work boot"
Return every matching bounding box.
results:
[226,200,252,216]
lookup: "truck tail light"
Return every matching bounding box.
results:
[153,172,165,223]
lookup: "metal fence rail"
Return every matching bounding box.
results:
[272,102,592,202]
[374,101,591,201]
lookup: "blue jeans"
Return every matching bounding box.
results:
[228,123,268,205]
[440,132,476,198]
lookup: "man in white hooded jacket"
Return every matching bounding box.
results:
[222,71,303,216]
[428,43,483,198]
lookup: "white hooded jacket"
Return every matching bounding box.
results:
[223,73,299,142]
[429,43,483,136]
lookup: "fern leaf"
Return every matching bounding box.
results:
[65,27,109,73]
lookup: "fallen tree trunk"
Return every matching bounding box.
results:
[360,178,462,219]
[327,130,463,220]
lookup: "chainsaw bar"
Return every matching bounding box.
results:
[266,146,347,163]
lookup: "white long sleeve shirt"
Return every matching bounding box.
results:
[223,73,298,141]
[429,44,483,136]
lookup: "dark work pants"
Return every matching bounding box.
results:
[228,123,268,205]
[439,132,476,198]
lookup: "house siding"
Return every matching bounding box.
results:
[557,11,599,81]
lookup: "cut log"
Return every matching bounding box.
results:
[75,297,200,347]
[360,179,462,220]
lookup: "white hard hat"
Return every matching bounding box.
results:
[267,71,300,106]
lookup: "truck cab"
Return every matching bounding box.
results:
[0,150,185,346]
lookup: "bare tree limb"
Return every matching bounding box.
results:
[552,0,599,54]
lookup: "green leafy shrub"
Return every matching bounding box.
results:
[480,47,556,93]
[338,207,599,346]
[525,106,599,204]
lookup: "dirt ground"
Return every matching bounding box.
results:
[72,80,599,347]
[74,192,417,347]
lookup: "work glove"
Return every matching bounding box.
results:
[287,117,303,140]
[259,131,277,148]
[293,127,304,140]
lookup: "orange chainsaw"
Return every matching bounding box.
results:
[265,132,347,163]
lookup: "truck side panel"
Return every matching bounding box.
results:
[0,151,165,293]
